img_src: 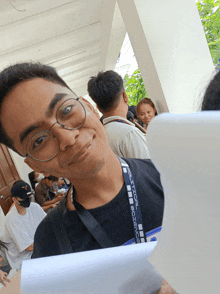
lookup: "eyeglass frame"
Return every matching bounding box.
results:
[24,97,87,162]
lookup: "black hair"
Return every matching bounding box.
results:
[0,241,8,250]
[202,70,220,110]
[0,62,74,152]
[87,70,124,112]
[28,171,37,191]
[45,175,59,182]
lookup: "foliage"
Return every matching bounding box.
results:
[124,1,220,104]
[123,68,148,105]
[196,0,220,66]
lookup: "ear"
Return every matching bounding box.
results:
[122,91,128,104]
[12,196,18,203]
[24,158,50,177]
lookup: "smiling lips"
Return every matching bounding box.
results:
[68,142,91,165]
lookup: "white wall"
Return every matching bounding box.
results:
[9,150,33,185]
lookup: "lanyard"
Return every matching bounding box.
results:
[103,118,146,134]
[103,119,130,126]
[118,157,147,243]
[71,157,147,247]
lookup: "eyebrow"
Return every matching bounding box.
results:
[45,93,68,118]
[20,122,43,144]
[19,93,68,144]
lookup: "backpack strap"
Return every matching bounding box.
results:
[48,203,72,254]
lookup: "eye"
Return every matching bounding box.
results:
[62,105,72,117]
[32,134,48,150]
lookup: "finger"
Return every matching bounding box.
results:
[5,276,10,283]
[1,279,7,287]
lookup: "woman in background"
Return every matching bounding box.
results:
[136,98,157,130]
[28,171,44,191]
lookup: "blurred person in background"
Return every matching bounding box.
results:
[28,171,44,191]
[3,181,46,271]
[0,241,11,286]
[35,176,64,212]
[88,70,150,159]
[201,70,220,111]
[0,268,10,287]
[136,98,157,131]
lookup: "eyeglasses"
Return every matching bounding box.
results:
[25,98,86,162]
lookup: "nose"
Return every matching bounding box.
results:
[52,124,80,152]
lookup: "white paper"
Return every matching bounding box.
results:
[147,111,220,294]
[21,242,162,294]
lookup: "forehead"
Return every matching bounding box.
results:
[1,78,73,149]
[139,103,154,111]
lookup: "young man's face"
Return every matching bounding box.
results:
[45,179,54,188]
[1,78,109,180]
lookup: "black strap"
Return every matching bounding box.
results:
[48,203,73,254]
[72,197,115,248]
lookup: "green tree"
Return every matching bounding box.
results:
[124,68,147,105]
[196,0,220,66]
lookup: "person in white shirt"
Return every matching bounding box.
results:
[87,70,150,159]
[3,180,46,271]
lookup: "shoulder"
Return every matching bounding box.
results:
[32,209,59,258]
[5,206,17,224]
[30,202,41,209]
[104,121,137,139]
[29,202,46,217]
[34,212,53,235]
[29,202,44,211]
[124,158,164,202]
[123,127,146,141]
[122,158,161,179]
[35,182,43,191]
[33,210,57,249]
[122,157,151,167]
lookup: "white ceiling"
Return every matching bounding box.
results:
[0,0,126,96]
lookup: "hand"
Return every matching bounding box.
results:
[55,194,64,202]
[55,192,65,198]
[155,279,178,294]
[0,270,10,287]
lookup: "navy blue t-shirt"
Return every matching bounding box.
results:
[32,158,164,258]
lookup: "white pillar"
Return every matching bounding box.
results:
[117,0,215,113]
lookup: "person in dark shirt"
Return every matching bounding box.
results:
[0,62,177,293]
[35,176,63,212]
[0,62,164,256]
[201,70,220,111]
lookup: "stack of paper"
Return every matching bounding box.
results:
[147,112,220,294]
[21,242,162,294]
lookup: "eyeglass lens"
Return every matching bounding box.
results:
[26,98,86,161]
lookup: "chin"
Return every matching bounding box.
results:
[70,157,105,180]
